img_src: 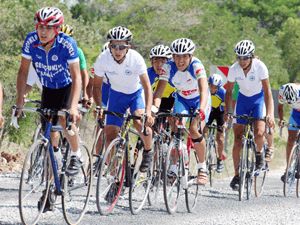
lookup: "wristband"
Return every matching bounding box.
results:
[151,105,159,113]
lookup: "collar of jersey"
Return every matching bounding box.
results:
[36,37,57,50]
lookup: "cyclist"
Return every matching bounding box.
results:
[153,38,211,185]
[205,73,226,173]
[93,26,154,172]
[15,7,83,178]
[61,24,91,108]
[224,40,275,190]
[148,44,175,112]
[278,83,300,181]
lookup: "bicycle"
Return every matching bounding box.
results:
[160,112,200,214]
[147,112,172,206]
[96,110,152,215]
[231,114,268,201]
[280,123,300,197]
[17,106,92,225]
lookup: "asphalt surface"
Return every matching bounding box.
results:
[0,168,299,225]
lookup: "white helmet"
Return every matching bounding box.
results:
[149,45,172,59]
[101,42,109,52]
[170,38,195,55]
[279,83,298,104]
[209,74,223,87]
[34,7,64,27]
[234,40,255,57]
[107,26,132,42]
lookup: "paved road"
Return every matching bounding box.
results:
[0,169,299,225]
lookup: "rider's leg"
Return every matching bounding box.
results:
[232,124,244,176]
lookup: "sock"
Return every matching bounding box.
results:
[70,149,81,158]
[197,162,207,171]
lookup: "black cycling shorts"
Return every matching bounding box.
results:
[159,96,175,112]
[206,109,224,132]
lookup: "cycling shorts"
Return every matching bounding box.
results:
[288,109,300,131]
[106,88,145,127]
[234,90,265,125]
[102,82,110,107]
[173,94,211,123]
[207,109,224,132]
[159,96,175,112]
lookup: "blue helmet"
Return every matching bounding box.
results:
[208,74,223,87]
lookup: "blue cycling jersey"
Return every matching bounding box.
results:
[22,31,79,89]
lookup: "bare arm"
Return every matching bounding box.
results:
[81,68,89,100]
[86,77,94,100]
[224,81,235,114]
[140,73,153,116]
[16,57,31,108]
[153,80,168,108]
[262,78,274,117]
[278,103,284,122]
[198,77,208,111]
[69,62,82,111]
[92,76,103,107]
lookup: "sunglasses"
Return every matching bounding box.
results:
[237,56,251,61]
[110,44,129,50]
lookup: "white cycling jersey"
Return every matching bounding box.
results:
[228,58,269,97]
[94,49,147,94]
[159,57,207,99]
[26,63,42,90]
[278,84,300,111]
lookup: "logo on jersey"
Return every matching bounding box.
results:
[52,55,58,61]
[249,75,255,81]
[125,69,132,76]
[36,54,42,60]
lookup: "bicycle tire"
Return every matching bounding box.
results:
[129,145,153,214]
[239,140,248,201]
[62,144,92,225]
[206,140,217,187]
[96,138,126,215]
[19,139,50,225]
[283,144,299,197]
[147,141,164,206]
[163,141,180,214]
[246,142,255,200]
[254,144,268,197]
[185,149,199,213]
[91,127,105,177]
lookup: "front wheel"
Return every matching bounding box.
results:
[62,144,92,225]
[254,145,268,197]
[239,140,248,201]
[19,139,50,225]
[283,144,299,197]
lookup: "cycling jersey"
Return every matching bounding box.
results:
[94,49,147,94]
[27,63,42,90]
[211,87,226,111]
[159,57,207,99]
[147,67,176,98]
[22,31,79,89]
[78,47,87,70]
[227,58,268,97]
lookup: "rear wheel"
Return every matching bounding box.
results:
[185,148,199,213]
[163,141,180,214]
[284,145,299,197]
[254,145,268,197]
[92,127,105,177]
[19,139,50,225]
[206,140,217,187]
[62,144,92,225]
[96,138,126,215]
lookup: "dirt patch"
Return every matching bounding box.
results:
[0,151,24,173]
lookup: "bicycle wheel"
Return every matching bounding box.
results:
[96,138,126,215]
[19,139,50,225]
[92,127,105,177]
[283,144,299,197]
[148,142,165,206]
[185,148,199,213]
[254,145,268,197]
[62,144,92,225]
[206,140,217,187]
[239,140,248,201]
[163,141,180,214]
[246,142,255,200]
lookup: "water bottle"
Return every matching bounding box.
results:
[54,147,63,173]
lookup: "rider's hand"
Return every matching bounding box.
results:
[278,119,285,128]
[266,114,275,129]
[196,109,205,121]
[146,114,154,127]
[0,113,4,128]
[69,107,80,123]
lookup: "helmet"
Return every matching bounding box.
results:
[209,74,223,87]
[170,38,195,55]
[279,83,298,104]
[34,7,64,27]
[102,42,110,52]
[149,45,172,59]
[234,40,255,57]
[61,24,73,36]
[107,26,132,42]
